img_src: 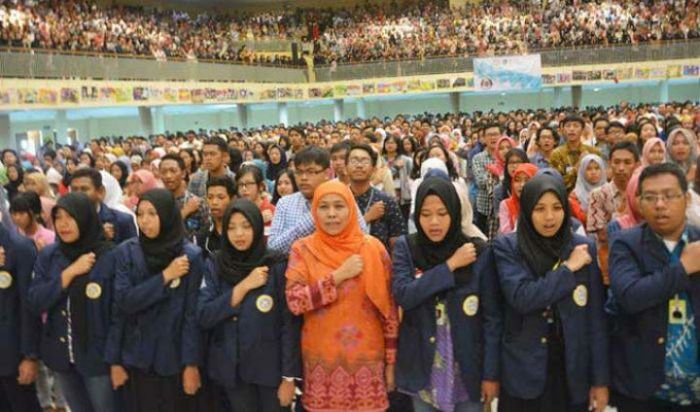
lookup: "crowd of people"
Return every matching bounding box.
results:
[0,100,699,412]
[1,0,699,65]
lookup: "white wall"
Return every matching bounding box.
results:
[4,79,698,149]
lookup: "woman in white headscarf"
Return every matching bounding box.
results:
[99,171,137,227]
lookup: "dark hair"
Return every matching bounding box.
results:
[593,117,609,128]
[278,135,291,149]
[294,147,330,169]
[111,161,129,188]
[179,148,199,174]
[410,149,427,180]
[536,126,559,143]
[638,162,688,195]
[562,115,586,128]
[482,122,502,133]
[330,141,351,155]
[10,191,44,225]
[160,154,185,171]
[206,175,236,197]
[272,169,298,205]
[609,141,640,162]
[502,148,531,197]
[382,135,403,156]
[426,144,459,180]
[235,164,265,190]
[43,149,56,160]
[228,147,243,174]
[605,121,627,134]
[289,127,306,138]
[401,136,418,153]
[203,136,228,152]
[346,143,379,167]
[71,167,103,189]
[80,152,96,167]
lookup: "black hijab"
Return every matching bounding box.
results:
[52,193,113,353]
[138,189,185,274]
[517,174,573,277]
[4,165,23,202]
[265,145,288,181]
[408,177,481,284]
[214,199,283,286]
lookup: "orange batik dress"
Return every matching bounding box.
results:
[285,181,399,412]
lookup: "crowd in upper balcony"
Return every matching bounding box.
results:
[0,0,698,65]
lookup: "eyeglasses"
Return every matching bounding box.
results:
[238,181,258,190]
[640,192,685,204]
[347,158,373,166]
[294,168,326,178]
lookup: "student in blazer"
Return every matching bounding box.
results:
[608,163,700,411]
[29,193,118,412]
[493,174,609,412]
[107,189,206,412]
[0,222,41,412]
[392,177,501,412]
[69,168,136,244]
[198,199,299,411]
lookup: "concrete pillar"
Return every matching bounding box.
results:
[0,114,12,150]
[54,110,68,144]
[278,102,289,126]
[152,106,165,134]
[553,86,564,108]
[87,117,99,140]
[356,98,367,119]
[658,80,669,103]
[571,85,583,108]
[138,106,154,136]
[333,99,345,122]
[237,104,249,130]
[450,92,460,114]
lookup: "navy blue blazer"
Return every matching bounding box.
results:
[391,235,502,399]
[28,244,117,376]
[608,224,700,400]
[493,233,609,404]
[0,227,39,377]
[98,204,137,244]
[197,260,301,388]
[106,239,203,376]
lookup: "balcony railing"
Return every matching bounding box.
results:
[312,39,700,82]
[1,39,698,83]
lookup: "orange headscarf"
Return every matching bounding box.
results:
[505,163,539,228]
[303,180,393,318]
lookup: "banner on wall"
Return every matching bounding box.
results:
[474,54,542,91]
[1,59,700,110]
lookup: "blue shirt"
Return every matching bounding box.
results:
[655,231,700,405]
[268,191,368,254]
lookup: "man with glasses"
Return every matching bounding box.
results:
[268,147,367,254]
[471,123,503,234]
[608,163,700,411]
[347,144,406,252]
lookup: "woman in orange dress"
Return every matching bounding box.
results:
[285,180,399,412]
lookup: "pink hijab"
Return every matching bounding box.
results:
[125,170,162,210]
[641,138,666,166]
[486,136,517,177]
[615,168,644,230]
